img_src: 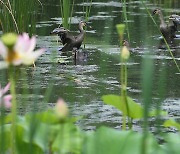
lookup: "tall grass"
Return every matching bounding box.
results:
[121,0,130,41]
[84,0,93,22]
[141,54,154,154]
[0,0,40,34]
[60,0,75,29]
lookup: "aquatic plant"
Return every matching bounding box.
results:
[102,25,167,131]
[0,0,41,33]
[0,1,180,154]
[0,33,45,69]
[0,97,179,153]
[60,0,73,29]
[84,0,93,22]
[0,32,45,153]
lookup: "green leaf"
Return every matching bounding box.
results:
[0,124,11,152]
[102,95,143,119]
[163,133,180,154]
[52,123,83,154]
[15,118,44,153]
[25,111,59,124]
[149,110,168,117]
[102,95,168,119]
[24,123,50,151]
[163,119,180,130]
[83,127,160,154]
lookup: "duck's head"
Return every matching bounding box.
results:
[153,9,161,15]
[79,21,87,29]
[50,27,68,35]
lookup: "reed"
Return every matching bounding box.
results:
[84,0,93,22]
[0,0,40,34]
[141,53,154,154]
[60,0,74,29]
[122,0,130,41]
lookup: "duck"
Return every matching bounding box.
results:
[51,21,87,52]
[153,9,178,40]
[169,14,180,26]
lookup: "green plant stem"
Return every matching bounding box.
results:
[122,0,130,41]
[69,0,75,29]
[141,54,154,154]
[87,0,93,20]
[62,0,70,28]
[0,107,5,154]
[120,57,126,130]
[60,0,64,21]
[124,63,132,129]
[9,67,17,154]
[60,124,64,153]
[121,58,131,130]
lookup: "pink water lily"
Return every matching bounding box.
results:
[0,33,45,69]
[0,83,12,108]
[55,98,69,119]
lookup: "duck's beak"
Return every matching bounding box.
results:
[50,28,67,34]
[85,22,92,29]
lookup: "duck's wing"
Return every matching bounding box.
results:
[168,20,177,32]
[58,30,76,45]
[60,42,73,52]
[65,32,76,41]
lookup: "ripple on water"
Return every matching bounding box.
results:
[163,98,180,119]
[78,2,122,8]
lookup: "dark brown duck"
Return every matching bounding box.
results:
[153,9,179,40]
[51,21,87,52]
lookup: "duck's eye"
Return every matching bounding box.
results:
[153,10,157,14]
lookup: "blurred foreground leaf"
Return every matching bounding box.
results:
[102,95,167,119]
[163,119,180,130]
[82,127,162,154]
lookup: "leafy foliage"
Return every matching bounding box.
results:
[102,94,167,119]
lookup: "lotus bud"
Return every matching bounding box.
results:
[121,46,130,60]
[55,98,69,120]
[1,33,17,48]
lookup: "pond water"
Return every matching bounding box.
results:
[2,0,180,131]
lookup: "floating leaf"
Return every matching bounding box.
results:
[102,95,168,119]
[0,124,11,151]
[83,127,160,154]
[163,119,180,130]
[102,95,143,119]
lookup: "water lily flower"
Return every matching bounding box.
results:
[0,83,12,108]
[0,33,45,69]
[55,98,69,120]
